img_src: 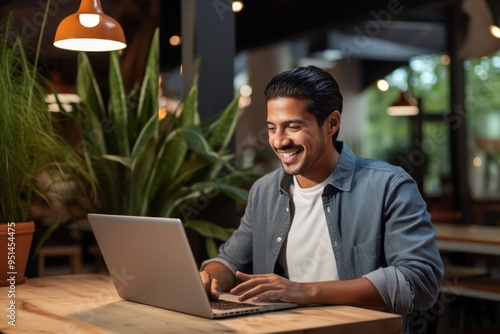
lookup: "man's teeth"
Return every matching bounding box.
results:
[282,149,300,158]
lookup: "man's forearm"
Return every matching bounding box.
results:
[304,277,388,311]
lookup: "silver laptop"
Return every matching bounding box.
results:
[87,213,297,318]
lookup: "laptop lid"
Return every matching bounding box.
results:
[87,214,297,318]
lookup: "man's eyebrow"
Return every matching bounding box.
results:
[266,119,308,125]
[285,119,308,124]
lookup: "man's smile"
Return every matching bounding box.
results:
[277,148,303,163]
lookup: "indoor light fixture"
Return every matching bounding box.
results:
[54,0,126,52]
[386,91,419,116]
[490,23,500,39]
[232,1,244,13]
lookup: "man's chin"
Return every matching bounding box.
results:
[281,163,300,176]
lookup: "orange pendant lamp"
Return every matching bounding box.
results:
[386,91,419,116]
[54,0,126,52]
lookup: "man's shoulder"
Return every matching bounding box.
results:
[354,156,410,178]
[338,142,408,177]
[356,156,401,170]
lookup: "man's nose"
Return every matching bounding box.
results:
[272,130,290,148]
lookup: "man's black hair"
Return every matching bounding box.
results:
[264,65,343,142]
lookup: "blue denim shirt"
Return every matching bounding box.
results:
[203,142,443,329]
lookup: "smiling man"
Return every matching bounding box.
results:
[200,66,443,333]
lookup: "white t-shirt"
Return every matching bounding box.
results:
[278,176,339,282]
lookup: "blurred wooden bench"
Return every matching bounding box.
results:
[441,276,500,302]
[435,222,500,301]
[37,245,82,277]
[430,210,463,224]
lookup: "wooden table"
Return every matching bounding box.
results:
[0,274,402,333]
[433,223,500,301]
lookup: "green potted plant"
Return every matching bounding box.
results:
[57,28,257,258]
[0,18,93,286]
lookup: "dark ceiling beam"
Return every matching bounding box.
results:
[235,0,455,52]
[361,59,408,90]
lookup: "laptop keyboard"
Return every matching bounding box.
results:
[209,298,258,310]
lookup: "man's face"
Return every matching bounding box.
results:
[266,97,338,187]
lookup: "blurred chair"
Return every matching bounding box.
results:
[37,245,82,277]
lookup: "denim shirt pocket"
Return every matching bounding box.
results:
[354,235,383,276]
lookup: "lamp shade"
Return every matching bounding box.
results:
[54,0,126,52]
[387,91,419,116]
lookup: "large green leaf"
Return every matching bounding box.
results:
[137,29,160,126]
[130,137,157,215]
[164,156,211,192]
[146,128,189,205]
[144,82,201,204]
[212,183,249,204]
[76,53,107,122]
[178,79,200,128]
[184,220,234,258]
[102,154,131,168]
[184,220,234,241]
[90,156,128,213]
[179,127,228,164]
[108,51,130,157]
[205,96,240,153]
[131,112,159,160]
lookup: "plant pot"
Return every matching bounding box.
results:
[0,221,35,286]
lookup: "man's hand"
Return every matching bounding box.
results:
[199,262,235,299]
[230,271,308,304]
[199,270,221,299]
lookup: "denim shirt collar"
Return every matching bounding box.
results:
[279,141,356,194]
[328,141,355,192]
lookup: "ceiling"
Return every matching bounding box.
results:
[156,0,455,68]
[1,0,500,88]
[170,0,500,88]
[234,0,452,51]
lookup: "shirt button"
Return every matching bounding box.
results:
[277,237,283,242]
[286,207,289,212]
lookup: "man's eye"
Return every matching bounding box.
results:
[288,125,300,131]
[267,127,276,132]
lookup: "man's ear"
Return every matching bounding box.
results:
[327,110,341,133]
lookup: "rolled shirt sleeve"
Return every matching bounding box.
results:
[364,267,414,314]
